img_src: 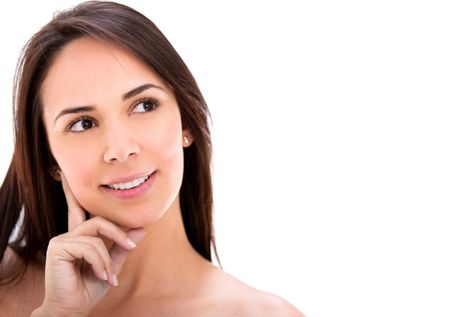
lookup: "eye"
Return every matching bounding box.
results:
[132,98,159,113]
[66,116,96,133]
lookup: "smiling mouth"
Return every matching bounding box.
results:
[106,175,150,190]
[102,171,155,191]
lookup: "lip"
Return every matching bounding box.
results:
[100,170,157,199]
[103,171,155,186]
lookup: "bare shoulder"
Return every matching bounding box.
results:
[0,246,16,270]
[0,247,19,312]
[0,246,19,290]
[205,267,305,317]
[0,247,45,317]
[242,291,305,317]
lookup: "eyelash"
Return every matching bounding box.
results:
[65,98,160,133]
[132,98,160,113]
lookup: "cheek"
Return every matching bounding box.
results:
[50,140,99,203]
[159,128,180,162]
[150,108,184,168]
[65,160,97,197]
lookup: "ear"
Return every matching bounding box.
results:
[182,129,194,148]
[49,166,61,181]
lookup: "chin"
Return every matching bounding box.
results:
[108,208,168,229]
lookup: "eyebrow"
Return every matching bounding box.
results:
[121,83,163,100]
[53,83,164,125]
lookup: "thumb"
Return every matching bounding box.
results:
[109,228,148,277]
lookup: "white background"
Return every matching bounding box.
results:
[1,1,449,316]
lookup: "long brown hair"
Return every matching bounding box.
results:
[0,1,219,285]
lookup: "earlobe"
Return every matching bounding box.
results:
[182,130,194,147]
[49,167,61,181]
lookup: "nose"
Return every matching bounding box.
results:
[103,126,141,163]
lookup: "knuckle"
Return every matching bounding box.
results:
[86,243,98,254]
[46,235,68,255]
[91,236,103,244]
[94,216,118,231]
[91,236,106,248]
[48,235,62,246]
[91,216,107,225]
[47,237,57,249]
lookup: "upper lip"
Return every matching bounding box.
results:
[102,171,155,186]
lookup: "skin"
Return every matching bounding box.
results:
[0,37,304,316]
[42,37,187,229]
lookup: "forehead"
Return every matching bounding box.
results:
[41,36,168,112]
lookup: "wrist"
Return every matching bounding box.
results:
[31,305,87,317]
[30,306,50,317]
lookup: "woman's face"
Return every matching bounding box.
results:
[41,37,192,228]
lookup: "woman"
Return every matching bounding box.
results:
[0,1,303,316]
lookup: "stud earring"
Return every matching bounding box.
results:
[183,136,189,145]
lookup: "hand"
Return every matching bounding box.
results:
[31,172,147,317]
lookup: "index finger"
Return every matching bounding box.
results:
[60,171,86,231]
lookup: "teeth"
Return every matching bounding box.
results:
[107,175,149,190]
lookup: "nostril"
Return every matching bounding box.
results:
[104,147,140,163]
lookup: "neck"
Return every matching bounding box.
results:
[110,194,214,300]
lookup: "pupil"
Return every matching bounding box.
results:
[144,101,153,111]
[81,120,92,129]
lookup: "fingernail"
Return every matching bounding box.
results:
[112,273,118,286]
[126,238,137,249]
[102,270,108,281]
